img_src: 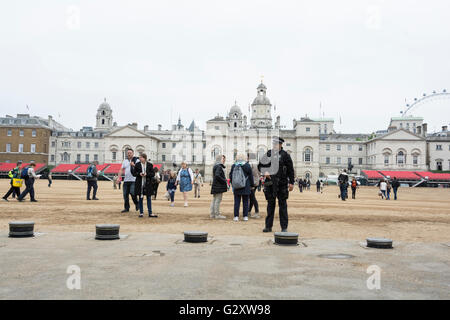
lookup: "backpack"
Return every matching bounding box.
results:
[87,166,93,178]
[20,167,29,179]
[232,164,247,189]
[352,180,357,188]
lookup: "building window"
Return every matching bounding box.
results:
[203,143,206,149]
[162,155,166,161]
[337,157,341,164]
[172,155,176,162]
[95,142,99,149]
[94,154,98,161]
[51,155,55,162]
[348,157,352,164]
[348,145,352,151]
[20,130,24,137]
[77,154,81,162]
[7,129,12,136]
[162,143,166,148]
[172,143,176,148]
[436,145,442,150]
[215,126,220,130]
[6,143,11,152]
[413,155,418,165]
[77,142,81,148]
[359,158,363,165]
[32,130,36,137]
[325,157,330,164]
[51,141,56,148]
[336,145,341,151]
[384,155,389,165]
[306,127,310,132]
[18,144,24,152]
[112,152,116,161]
[396,151,405,165]
[86,142,90,149]
[192,155,196,162]
[85,154,89,162]
[31,144,36,153]
[303,148,312,162]
[326,144,330,151]
[358,145,363,151]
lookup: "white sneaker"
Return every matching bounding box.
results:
[216,215,226,219]
[184,202,188,207]
[233,217,239,222]
[243,216,248,221]
[170,203,174,207]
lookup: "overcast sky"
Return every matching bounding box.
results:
[0,0,449,134]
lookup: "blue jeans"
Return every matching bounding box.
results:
[138,195,152,214]
[18,179,35,201]
[234,194,249,217]
[168,190,175,202]
[123,182,138,210]
[339,184,347,200]
[393,188,398,200]
[381,190,386,198]
[386,189,391,200]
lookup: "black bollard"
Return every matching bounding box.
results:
[95,224,120,240]
[184,231,208,243]
[366,238,393,249]
[274,232,299,245]
[9,221,35,238]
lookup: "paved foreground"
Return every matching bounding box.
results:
[0,231,449,299]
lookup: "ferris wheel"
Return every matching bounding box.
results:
[401,89,450,117]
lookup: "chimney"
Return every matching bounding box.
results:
[131,122,138,129]
[442,126,448,132]
[48,115,53,127]
[158,124,162,131]
[144,125,149,132]
[422,123,427,136]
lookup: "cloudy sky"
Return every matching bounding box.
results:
[0,0,449,133]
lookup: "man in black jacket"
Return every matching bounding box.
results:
[86,161,99,200]
[258,137,295,233]
[210,154,227,219]
[338,169,349,201]
[391,177,400,200]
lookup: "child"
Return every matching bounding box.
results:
[166,172,177,207]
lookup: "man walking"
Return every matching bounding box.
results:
[2,161,22,201]
[118,149,139,213]
[17,162,40,202]
[193,168,203,198]
[258,137,295,233]
[338,169,349,201]
[391,177,400,200]
[210,154,227,219]
[86,161,99,200]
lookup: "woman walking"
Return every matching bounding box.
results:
[351,177,357,199]
[229,154,254,222]
[131,153,157,218]
[166,172,177,207]
[152,167,161,200]
[176,161,194,207]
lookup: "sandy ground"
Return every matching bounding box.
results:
[1,179,449,242]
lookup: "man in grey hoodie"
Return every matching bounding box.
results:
[86,161,99,200]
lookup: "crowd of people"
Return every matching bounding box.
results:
[2,137,404,232]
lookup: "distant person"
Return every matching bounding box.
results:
[17,163,40,202]
[210,155,227,219]
[176,161,194,207]
[193,168,204,198]
[166,172,177,207]
[386,179,391,200]
[47,172,52,188]
[391,177,400,200]
[2,161,22,201]
[351,177,357,199]
[229,154,254,222]
[118,176,122,190]
[113,175,118,189]
[320,180,324,193]
[249,157,260,219]
[306,179,311,191]
[379,179,387,199]
[298,178,303,193]
[86,161,99,200]
[152,167,161,200]
[132,153,157,218]
[118,149,139,213]
[338,169,349,201]
[316,179,321,193]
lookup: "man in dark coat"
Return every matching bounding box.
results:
[86,161,99,200]
[258,137,295,233]
[391,177,400,200]
[210,154,227,219]
[338,169,349,201]
[131,153,156,218]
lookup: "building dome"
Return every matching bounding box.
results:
[98,98,111,110]
[252,95,271,105]
[229,103,242,115]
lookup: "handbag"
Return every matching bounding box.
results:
[164,191,170,200]
[12,178,23,188]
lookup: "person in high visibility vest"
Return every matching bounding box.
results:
[2,161,22,201]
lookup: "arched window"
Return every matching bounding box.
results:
[211,146,221,160]
[102,110,105,116]
[102,119,105,125]
[234,122,237,128]
[303,148,313,162]
[396,151,405,165]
